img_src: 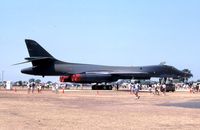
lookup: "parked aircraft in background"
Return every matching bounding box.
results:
[18,39,192,90]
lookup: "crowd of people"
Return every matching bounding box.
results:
[27,82,62,94]
[129,82,200,98]
[27,82,44,94]
[3,80,200,97]
[129,82,168,99]
[147,83,167,96]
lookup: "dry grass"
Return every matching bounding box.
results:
[0,89,200,130]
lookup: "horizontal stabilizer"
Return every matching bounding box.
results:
[12,61,31,66]
[24,57,55,61]
[13,57,57,66]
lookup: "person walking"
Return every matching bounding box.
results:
[27,82,31,94]
[148,84,153,95]
[134,82,140,99]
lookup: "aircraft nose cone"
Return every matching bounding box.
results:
[21,68,33,74]
[187,73,193,78]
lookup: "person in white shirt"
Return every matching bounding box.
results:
[162,84,166,96]
[134,82,140,99]
[130,83,135,94]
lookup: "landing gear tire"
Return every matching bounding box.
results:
[92,85,113,90]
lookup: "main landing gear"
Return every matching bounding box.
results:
[92,83,113,90]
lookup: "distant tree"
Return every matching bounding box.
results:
[23,81,28,85]
[178,69,192,83]
[47,81,52,84]
[18,80,23,86]
[35,79,41,84]
[29,78,35,83]
[21,81,28,87]
[159,61,166,65]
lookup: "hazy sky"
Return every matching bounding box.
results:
[0,0,199,82]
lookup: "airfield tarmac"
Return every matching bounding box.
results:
[0,89,200,130]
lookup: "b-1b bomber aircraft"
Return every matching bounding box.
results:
[19,39,192,90]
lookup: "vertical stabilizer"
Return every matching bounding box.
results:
[25,39,53,58]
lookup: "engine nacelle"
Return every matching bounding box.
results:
[71,74,113,83]
[60,74,114,83]
[60,76,70,82]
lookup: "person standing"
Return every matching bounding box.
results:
[196,84,199,92]
[55,83,59,94]
[116,83,119,91]
[130,83,135,94]
[37,84,42,93]
[154,84,160,95]
[162,84,166,96]
[31,82,35,93]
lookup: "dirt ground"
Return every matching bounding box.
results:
[0,88,200,130]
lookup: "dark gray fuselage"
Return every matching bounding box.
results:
[21,60,185,79]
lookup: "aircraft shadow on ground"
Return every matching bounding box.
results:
[158,99,200,109]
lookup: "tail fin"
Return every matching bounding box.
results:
[24,39,56,66]
[25,39,53,58]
